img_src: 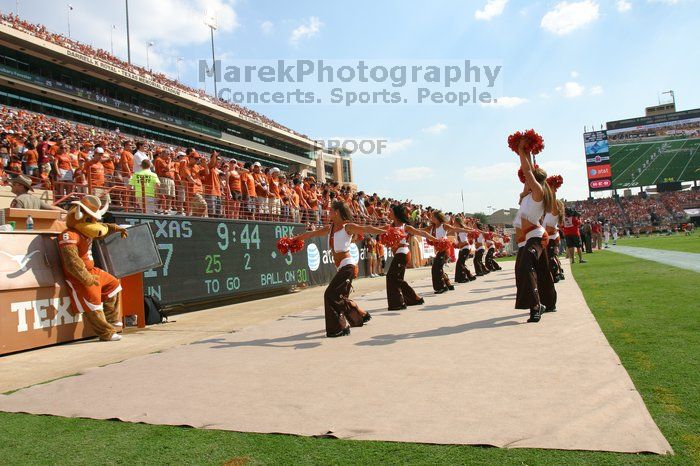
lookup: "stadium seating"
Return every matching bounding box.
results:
[0,13,308,139]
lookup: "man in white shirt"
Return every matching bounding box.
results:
[133,141,150,173]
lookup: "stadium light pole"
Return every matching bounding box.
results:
[110,25,116,55]
[204,12,218,98]
[146,41,154,71]
[125,0,131,64]
[176,57,184,82]
[662,90,676,107]
[67,4,73,38]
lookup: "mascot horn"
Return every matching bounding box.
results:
[58,195,128,341]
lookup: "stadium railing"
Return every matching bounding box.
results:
[2,171,390,228]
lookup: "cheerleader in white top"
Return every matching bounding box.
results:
[514,140,557,323]
[453,216,477,283]
[423,211,473,294]
[484,225,503,271]
[473,225,489,276]
[293,201,387,337]
[544,175,565,282]
[385,204,438,310]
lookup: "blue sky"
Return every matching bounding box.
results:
[3,0,698,213]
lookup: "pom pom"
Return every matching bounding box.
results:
[508,129,545,155]
[277,237,304,255]
[429,237,453,252]
[378,226,407,250]
[546,174,564,191]
[517,164,540,184]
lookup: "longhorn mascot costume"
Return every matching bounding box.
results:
[58,195,128,341]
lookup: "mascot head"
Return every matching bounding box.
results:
[66,195,110,239]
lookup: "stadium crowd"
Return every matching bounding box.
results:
[0,106,487,236]
[0,13,308,140]
[566,190,698,229]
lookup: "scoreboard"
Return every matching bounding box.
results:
[107,214,380,306]
[583,130,612,191]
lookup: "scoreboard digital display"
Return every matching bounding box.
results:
[583,130,612,191]
[107,214,380,307]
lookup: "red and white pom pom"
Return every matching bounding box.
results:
[429,237,453,253]
[546,174,564,191]
[277,237,305,255]
[378,226,407,250]
[508,129,545,155]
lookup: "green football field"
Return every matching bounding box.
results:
[609,138,700,188]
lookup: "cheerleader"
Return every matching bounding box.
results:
[544,175,565,282]
[514,140,557,323]
[385,204,438,310]
[484,225,503,271]
[473,224,489,276]
[453,216,477,283]
[292,200,387,337]
[424,211,473,294]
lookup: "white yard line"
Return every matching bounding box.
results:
[610,245,700,273]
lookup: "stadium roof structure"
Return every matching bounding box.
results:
[0,21,323,169]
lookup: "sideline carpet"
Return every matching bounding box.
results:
[0,261,672,454]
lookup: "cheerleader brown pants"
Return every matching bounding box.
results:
[386,253,422,308]
[431,251,451,291]
[515,237,557,311]
[454,248,474,282]
[474,249,487,275]
[546,239,563,278]
[485,248,501,271]
[324,264,367,334]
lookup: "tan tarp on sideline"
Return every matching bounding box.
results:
[0,261,672,454]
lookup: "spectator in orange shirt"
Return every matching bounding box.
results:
[119,140,134,180]
[173,152,187,214]
[180,150,207,217]
[268,167,282,220]
[304,178,319,224]
[154,148,176,213]
[68,143,80,169]
[23,141,39,176]
[251,162,269,219]
[53,143,73,181]
[293,178,309,223]
[84,147,110,204]
[201,150,222,217]
[227,159,243,219]
[240,162,257,220]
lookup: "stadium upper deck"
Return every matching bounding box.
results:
[0,14,353,184]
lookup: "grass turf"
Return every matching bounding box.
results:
[613,234,700,254]
[0,251,698,465]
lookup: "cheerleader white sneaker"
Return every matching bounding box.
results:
[107,333,122,341]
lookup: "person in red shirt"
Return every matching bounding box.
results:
[561,210,585,264]
[591,220,603,250]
